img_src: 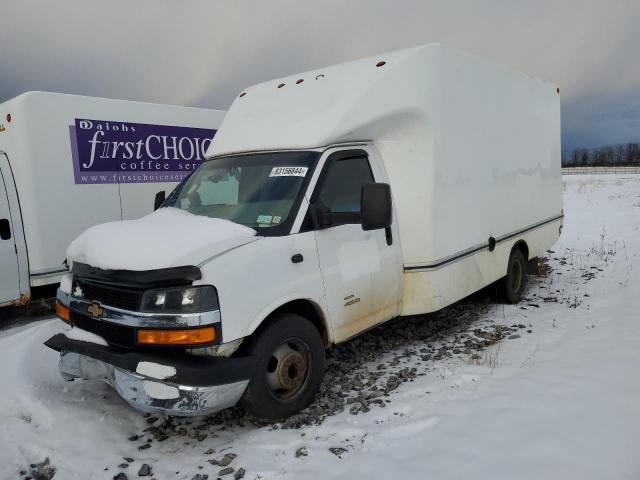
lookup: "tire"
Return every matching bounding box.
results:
[239,313,325,420]
[502,248,527,304]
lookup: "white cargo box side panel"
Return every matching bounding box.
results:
[4,92,224,280]
[426,48,561,265]
[380,47,562,266]
[5,93,121,279]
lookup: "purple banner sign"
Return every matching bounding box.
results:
[69,118,216,184]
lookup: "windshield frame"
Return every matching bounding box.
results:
[163,150,321,237]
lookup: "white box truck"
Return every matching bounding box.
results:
[46,44,562,419]
[0,92,225,306]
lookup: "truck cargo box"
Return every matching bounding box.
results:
[209,43,562,313]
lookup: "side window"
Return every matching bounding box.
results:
[318,156,374,213]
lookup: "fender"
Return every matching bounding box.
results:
[245,293,332,344]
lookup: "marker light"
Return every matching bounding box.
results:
[55,302,70,322]
[137,326,216,345]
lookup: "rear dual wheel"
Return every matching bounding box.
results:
[240,313,325,420]
[502,248,527,303]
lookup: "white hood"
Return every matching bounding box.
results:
[67,208,258,271]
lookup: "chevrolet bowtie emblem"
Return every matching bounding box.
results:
[87,302,104,319]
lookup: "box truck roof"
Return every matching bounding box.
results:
[207,43,556,158]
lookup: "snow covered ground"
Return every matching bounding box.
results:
[1,174,639,480]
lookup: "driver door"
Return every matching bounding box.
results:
[308,149,402,343]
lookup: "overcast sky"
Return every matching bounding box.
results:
[2,0,639,149]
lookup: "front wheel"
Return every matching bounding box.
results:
[502,248,527,303]
[239,313,325,420]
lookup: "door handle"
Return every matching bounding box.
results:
[0,218,11,240]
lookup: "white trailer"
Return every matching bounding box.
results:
[48,44,562,419]
[0,92,225,306]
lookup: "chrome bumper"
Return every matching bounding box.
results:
[58,351,248,416]
[45,334,254,417]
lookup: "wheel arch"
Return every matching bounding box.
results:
[247,298,331,348]
[512,239,530,260]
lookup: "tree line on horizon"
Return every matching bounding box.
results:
[562,142,640,167]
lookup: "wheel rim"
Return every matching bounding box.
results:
[265,339,311,401]
[510,258,523,293]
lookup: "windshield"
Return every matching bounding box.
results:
[168,151,319,233]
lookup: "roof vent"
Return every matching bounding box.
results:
[277,83,285,89]
[376,61,386,67]
[296,78,304,85]
[239,92,247,98]
[6,113,11,122]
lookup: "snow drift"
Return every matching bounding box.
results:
[66,208,257,271]
[3,176,639,479]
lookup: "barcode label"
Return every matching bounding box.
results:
[269,166,308,177]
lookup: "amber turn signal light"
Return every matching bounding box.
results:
[137,326,216,345]
[55,302,70,322]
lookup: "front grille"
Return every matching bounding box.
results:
[75,279,143,311]
[70,310,136,348]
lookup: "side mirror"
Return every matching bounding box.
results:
[361,183,392,231]
[154,191,166,211]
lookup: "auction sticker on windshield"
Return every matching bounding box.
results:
[257,215,273,225]
[269,166,308,177]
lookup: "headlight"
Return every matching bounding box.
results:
[140,285,219,314]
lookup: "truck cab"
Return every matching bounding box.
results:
[48,143,403,418]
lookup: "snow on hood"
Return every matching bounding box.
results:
[67,208,257,271]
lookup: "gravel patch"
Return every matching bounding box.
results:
[22,457,56,480]
[137,463,152,476]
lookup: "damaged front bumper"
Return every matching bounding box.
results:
[45,333,254,416]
